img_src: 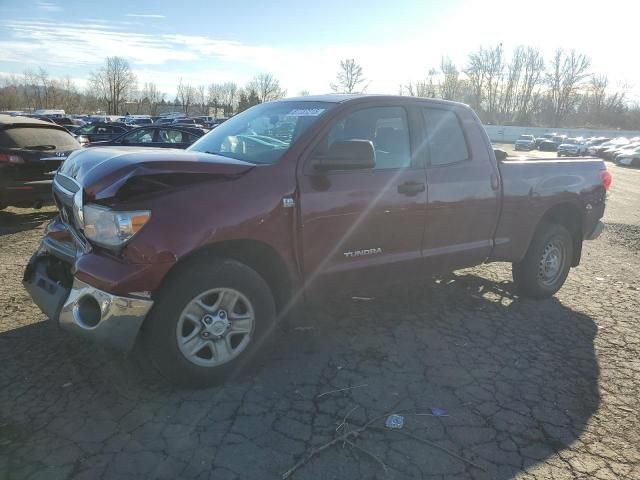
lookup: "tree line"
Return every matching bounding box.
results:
[0,46,639,129]
[400,45,637,129]
[0,58,288,118]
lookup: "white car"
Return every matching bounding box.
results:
[557,138,588,157]
[514,134,536,151]
[615,146,640,166]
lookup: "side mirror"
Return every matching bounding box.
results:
[494,149,507,161]
[313,140,375,172]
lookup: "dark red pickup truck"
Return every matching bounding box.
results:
[23,95,610,386]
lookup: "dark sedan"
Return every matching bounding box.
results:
[0,115,81,209]
[87,125,206,149]
[74,122,130,143]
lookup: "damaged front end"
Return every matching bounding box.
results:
[23,148,255,350]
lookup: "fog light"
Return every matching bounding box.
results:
[74,295,101,328]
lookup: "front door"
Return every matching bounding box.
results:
[298,105,427,294]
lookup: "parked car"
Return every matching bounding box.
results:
[73,122,130,144]
[585,137,610,154]
[49,116,82,127]
[615,147,640,166]
[156,115,186,124]
[535,133,556,149]
[123,116,153,126]
[88,125,205,149]
[170,118,206,127]
[605,142,640,161]
[593,137,629,158]
[538,138,559,151]
[23,95,610,386]
[0,115,81,209]
[209,117,229,128]
[514,134,536,151]
[557,138,588,157]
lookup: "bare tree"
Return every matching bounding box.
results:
[247,73,285,102]
[464,45,503,120]
[330,59,367,94]
[515,47,545,123]
[207,83,223,115]
[141,82,164,116]
[89,57,137,115]
[439,57,462,101]
[219,82,238,115]
[177,78,196,114]
[547,49,591,126]
[196,85,206,114]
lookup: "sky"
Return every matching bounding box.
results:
[0,0,638,100]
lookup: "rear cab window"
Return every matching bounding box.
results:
[422,108,469,166]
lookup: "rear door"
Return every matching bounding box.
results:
[419,105,500,271]
[297,102,427,293]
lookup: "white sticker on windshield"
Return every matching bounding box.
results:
[286,108,326,117]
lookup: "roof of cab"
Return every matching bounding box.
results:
[280,94,468,108]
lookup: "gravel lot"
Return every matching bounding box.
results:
[1,154,639,480]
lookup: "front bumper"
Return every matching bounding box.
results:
[23,253,153,351]
[585,220,604,241]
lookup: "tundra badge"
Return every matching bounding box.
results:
[343,248,383,258]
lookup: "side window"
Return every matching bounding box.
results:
[158,129,185,143]
[325,106,411,170]
[422,108,469,166]
[124,128,154,143]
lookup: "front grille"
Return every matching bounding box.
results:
[51,174,90,253]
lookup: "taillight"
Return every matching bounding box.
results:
[600,169,612,191]
[0,153,24,164]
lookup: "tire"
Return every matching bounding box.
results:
[141,258,276,387]
[512,222,574,299]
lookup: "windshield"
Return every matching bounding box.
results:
[188,101,335,164]
[519,135,533,140]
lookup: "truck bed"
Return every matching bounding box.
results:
[491,157,607,262]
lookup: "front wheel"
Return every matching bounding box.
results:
[512,222,574,298]
[141,258,276,387]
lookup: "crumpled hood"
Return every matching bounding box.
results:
[58,147,255,200]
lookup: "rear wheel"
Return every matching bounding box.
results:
[141,258,276,387]
[512,222,574,298]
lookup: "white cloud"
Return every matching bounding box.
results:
[2,1,640,99]
[125,14,166,19]
[37,1,62,12]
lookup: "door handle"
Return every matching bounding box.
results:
[397,181,425,196]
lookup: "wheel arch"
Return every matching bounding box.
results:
[535,202,583,267]
[158,239,296,314]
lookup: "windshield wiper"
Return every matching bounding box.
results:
[25,144,57,151]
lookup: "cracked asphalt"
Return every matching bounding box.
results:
[1,160,639,480]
